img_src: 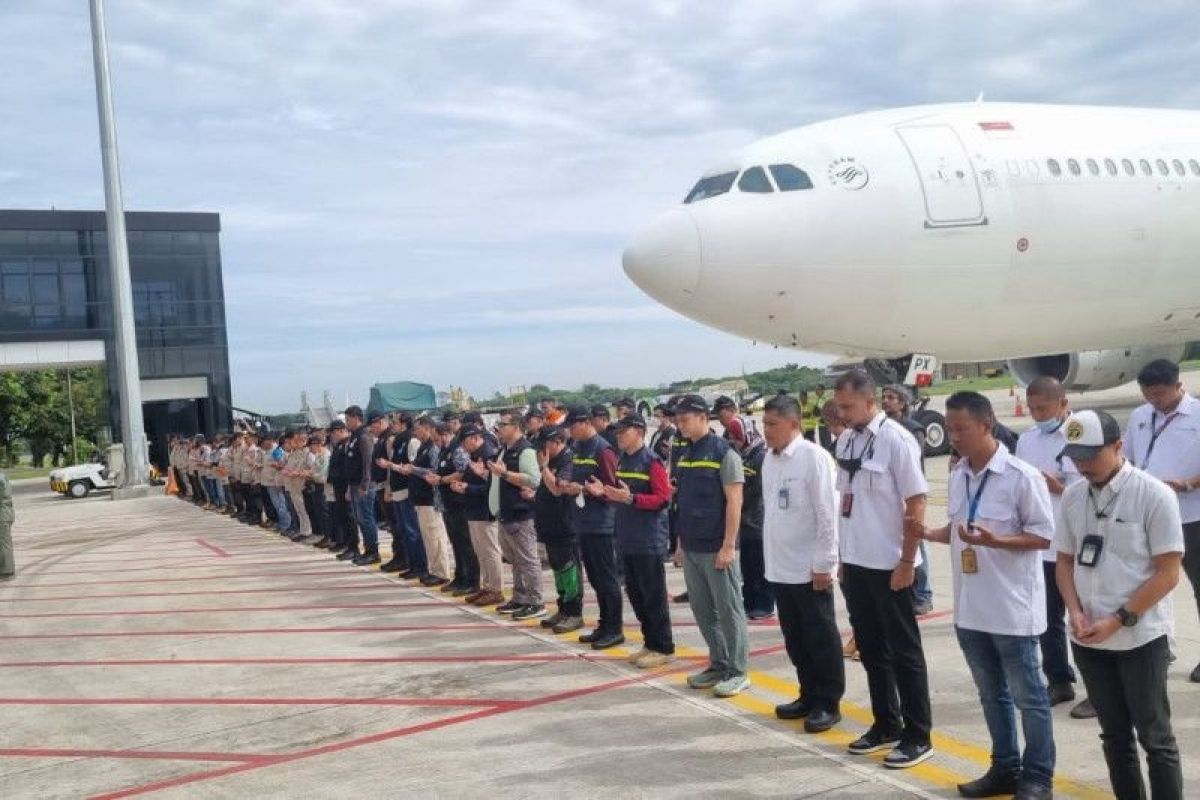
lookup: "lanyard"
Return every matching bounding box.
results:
[965,470,992,526]
[1141,411,1180,469]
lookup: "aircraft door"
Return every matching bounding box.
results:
[896,125,987,228]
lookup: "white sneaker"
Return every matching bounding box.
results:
[635,650,674,669]
[713,674,751,697]
[627,647,650,664]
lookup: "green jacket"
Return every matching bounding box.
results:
[0,473,13,526]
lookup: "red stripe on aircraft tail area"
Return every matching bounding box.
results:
[194,539,230,557]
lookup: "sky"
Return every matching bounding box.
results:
[4,1,1200,412]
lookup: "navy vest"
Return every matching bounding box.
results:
[535,446,575,541]
[462,441,495,521]
[674,433,732,552]
[738,441,766,541]
[570,435,615,535]
[389,432,412,492]
[436,442,465,510]
[614,446,668,556]
[498,438,534,521]
[409,439,436,506]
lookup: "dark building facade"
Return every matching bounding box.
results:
[0,210,232,466]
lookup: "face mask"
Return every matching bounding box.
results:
[1035,418,1064,434]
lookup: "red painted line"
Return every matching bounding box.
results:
[0,583,401,603]
[0,696,518,709]
[0,623,509,640]
[0,747,272,763]
[0,654,575,668]
[13,569,377,589]
[32,558,330,576]
[195,539,230,557]
[90,668,680,799]
[0,601,447,620]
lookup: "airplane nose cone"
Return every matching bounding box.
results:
[622,209,701,300]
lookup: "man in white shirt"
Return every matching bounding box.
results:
[1123,359,1200,683]
[833,371,933,770]
[1057,409,1184,800]
[917,392,1056,800]
[760,394,844,734]
[1015,376,1095,718]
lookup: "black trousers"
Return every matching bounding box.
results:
[1073,636,1181,800]
[1040,560,1076,686]
[545,538,583,617]
[260,486,278,522]
[243,483,262,524]
[773,580,845,713]
[443,505,479,588]
[331,485,357,551]
[841,563,932,746]
[1182,521,1200,626]
[173,467,189,497]
[739,538,774,615]
[305,486,328,538]
[580,533,623,634]
[623,553,674,654]
[189,474,205,504]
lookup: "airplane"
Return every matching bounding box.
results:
[622,101,1200,452]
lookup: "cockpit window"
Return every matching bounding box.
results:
[768,164,814,191]
[684,171,738,203]
[737,166,774,193]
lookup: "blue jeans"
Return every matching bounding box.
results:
[913,541,933,605]
[351,485,379,554]
[956,627,1055,788]
[391,499,426,573]
[267,486,292,530]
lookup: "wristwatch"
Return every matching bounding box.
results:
[1115,606,1139,627]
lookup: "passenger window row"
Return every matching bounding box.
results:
[1045,157,1200,179]
[684,164,814,203]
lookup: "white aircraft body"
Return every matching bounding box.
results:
[622,102,1200,393]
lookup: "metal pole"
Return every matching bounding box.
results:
[89,0,148,488]
[66,370,79,465]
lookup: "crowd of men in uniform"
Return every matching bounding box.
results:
[166,362,1198,800]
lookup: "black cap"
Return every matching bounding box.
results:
[590,404,610,419]
[459,424,485,438]
[523,408,545,420]
[394,412,413,426]
[564,405,592,424]
[328,419,347,431]
[461,411,484,425]
[366,411,387,424]
[537,425,568,445]
[674,393,709,414]
[613,413,648,432]
[713,395,737,412]
[442,410,461,422]
[344,405,364,419]
[306,435,323,446]
[614,397,636,410]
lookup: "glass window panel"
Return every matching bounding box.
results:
[1047,159,1062,176]
[1172,159,1186,176]
[1067,159,1081,175]
[684,171,738,203]
[1139,159,1152,175]
[1104,158,1117,176]
[1156,159,1169,176]
[32,273,58,304]
[1086,158,1099,175]
[737,166,774,193]
[1121,159,1135,176]
[1190,159,1200,176]
[3,272,30,303]
[768,164,814,191]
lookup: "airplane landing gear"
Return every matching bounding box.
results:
[864,355,950,457]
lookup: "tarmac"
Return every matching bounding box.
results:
[1,379,1198,798]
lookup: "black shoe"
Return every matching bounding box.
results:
[353,553,381,566]
[336,550,359,561]
[775,698,812,720]
[1069,697,1097,719]
[512,604,548,621]
[439,580,462,593]
[398,569,420,579]
[1190,661,1200,683]
[1047,682,1076,706]
[578,629,603,644]
[380,558,405,573]
[452,584,476,597]
[747,609,775,621]
[804,709,841,734]
[540,611,564,629]
[883,741,934,769]
[420,575,448,587]
[847,728,902,755]
[1013,781,1053,800]
[672,592,689,604]
[957,766,1020,798]
[590,632,626,650]
[495,600,522,614]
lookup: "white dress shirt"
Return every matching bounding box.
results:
[762,434,839,584]
[1015,422,1083,562]
[1056,461,1184,651]
[1123,393,1200,523]
[835,412,930,570]
[948,445,1055,636]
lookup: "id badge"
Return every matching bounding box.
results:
[1078,534,1103,567]
[961,546,978,575]
[778,487,790,510]
[841,492,854,519]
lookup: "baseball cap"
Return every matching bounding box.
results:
[614,397,636,410]
[366,411,386,424]
[674,393,709,415]
[713,395,737,412]
[564,405,592,424]
[1060,410,1122,461]
[459,424,485,438]
[590,404,611,419]
[328,419,347,431]
[536,425,568,445]
[523,407,545,420]
[613,413,648,431]
[344,405,364,419]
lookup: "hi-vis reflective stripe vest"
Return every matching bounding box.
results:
[674,433,731,552]
[570,434,614,534]
[614,446,668,555]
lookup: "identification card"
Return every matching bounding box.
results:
[961,546,978,574]
[1078,534,1103,568]
[841,492,854,519]
[778,487,790,510]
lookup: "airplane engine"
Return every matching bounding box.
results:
[1007,345,1188,392]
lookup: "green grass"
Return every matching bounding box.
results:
[3,465,53,480]
[924,374,1017,396]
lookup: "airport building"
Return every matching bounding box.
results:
[0,210,232,465]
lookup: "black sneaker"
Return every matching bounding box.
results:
[672,592,689,604]
[883,741,934,769]
[847,729,902,755]
[512,604,548,621]
[957,766,1020,798]
[496,601,522,614]
[1190,661,1200,683]
[336,550,359,561]
[398,569,420,580]
[380,558,405,573]
[1047,681,1076,706]
[353,553,381,566]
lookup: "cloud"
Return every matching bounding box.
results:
[2,1,1198,410]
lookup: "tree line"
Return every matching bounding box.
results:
[0,368,108,467]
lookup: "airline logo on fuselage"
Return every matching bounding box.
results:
[827,157,869,190]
